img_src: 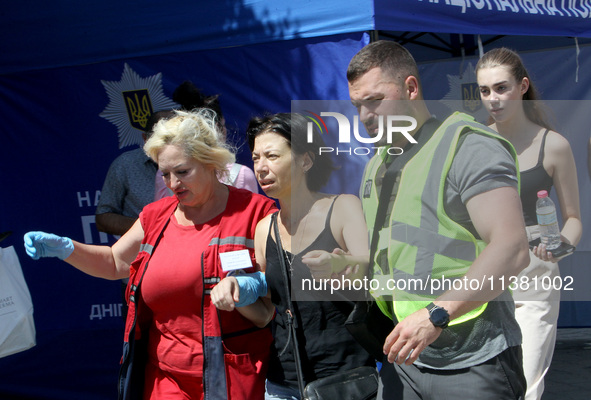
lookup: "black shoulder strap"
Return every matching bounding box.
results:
[323,195,339,231]
[537,129,550,166]
[271,212,306,397]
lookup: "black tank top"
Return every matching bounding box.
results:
[520,130,553,226]
[265,197,372,388]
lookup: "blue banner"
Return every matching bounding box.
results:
[375,0,591,37]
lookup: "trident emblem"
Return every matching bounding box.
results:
[123,89,153,131]
[461,83,482,113]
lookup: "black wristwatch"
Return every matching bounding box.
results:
[426,302,449,329]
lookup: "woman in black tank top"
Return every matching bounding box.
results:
[477,48,582,400]
[244,113,374,398]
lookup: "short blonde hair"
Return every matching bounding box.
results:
[144,109,235,178]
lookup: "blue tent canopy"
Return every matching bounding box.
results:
[3,0,591,75]
[0,1,373,75]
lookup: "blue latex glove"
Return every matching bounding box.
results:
[23,231,74,260]
[235,271,268,307]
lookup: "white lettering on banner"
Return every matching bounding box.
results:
[463,0,491,11]
[89,305,101,320]
[89,303,124,320]
[81,215,109,244]
[77,191,92,207]
[77,190,101,207]
[499,0,518,12]
[427,0,591,17]
[102,303,114,318]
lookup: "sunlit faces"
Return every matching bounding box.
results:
[348,67,411,146]
[252,131,306,200]
[157,144,217,207]
[477,66,529,124]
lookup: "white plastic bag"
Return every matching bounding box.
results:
[0,246,36,358]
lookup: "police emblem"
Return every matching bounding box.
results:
[123,89,153,132]
[440,63,488,123]
[461,82,481,113]
[100,63,177,149]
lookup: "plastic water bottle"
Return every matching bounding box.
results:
[536,190,561,250]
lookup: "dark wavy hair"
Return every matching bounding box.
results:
[144,80,223,136]
[246,113,335,192]
[173,81,223,119]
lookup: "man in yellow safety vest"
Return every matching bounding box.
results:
[347,40,530,399]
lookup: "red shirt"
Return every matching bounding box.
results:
[142,211,220,376]
[139,187,275,382]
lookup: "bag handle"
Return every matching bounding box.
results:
[271,212,306,397]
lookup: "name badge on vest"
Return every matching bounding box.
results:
[219,249,253,272]
[363,179,373,198]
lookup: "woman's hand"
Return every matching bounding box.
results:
[211,272,268,311]
[212,272,274,328]
[531,243,560,263]
[24,231,74,260]
[302,248,367,281]
[211,276,240,311]
[301,250,337,280]
[329,248,361,277]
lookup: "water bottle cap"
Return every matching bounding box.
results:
[537,190,548,198]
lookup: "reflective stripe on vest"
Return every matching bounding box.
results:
[364,113,518,326]
[138,243,154,255]
[209,236,255,248]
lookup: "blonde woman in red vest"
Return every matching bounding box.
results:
[476,48,582,400]
[24,108,276,400]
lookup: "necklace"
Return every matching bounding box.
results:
[279,207,311,275]
[284,249,295,274]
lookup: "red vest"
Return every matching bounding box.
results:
[119,187,275,400]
